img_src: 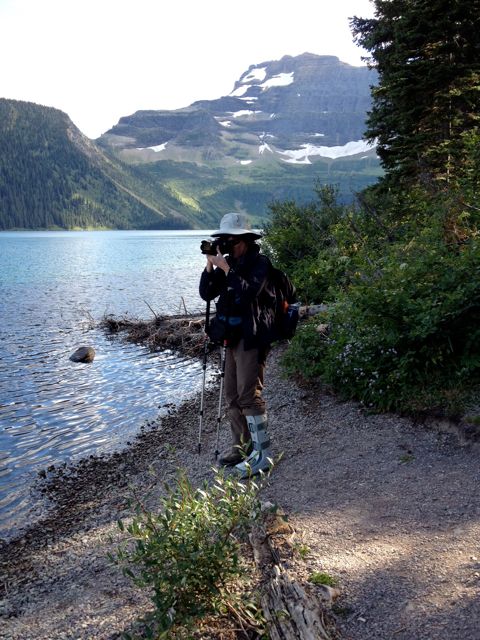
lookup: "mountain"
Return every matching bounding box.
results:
[0,54,381,230]
[0,99,198,230]
[98,53,381,219]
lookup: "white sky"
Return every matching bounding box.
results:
[0,0,375,139]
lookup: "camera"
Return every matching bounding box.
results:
[201,237,236,255]
[200,239,220,255]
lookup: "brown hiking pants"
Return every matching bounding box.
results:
[224,339,267,446]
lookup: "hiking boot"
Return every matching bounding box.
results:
[235,414,273,478]
[218,442,252,467]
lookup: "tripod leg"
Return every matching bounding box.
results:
[214,339,228,459]
[197,338,209,454]
[197,300,211,454]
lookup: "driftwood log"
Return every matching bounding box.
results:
[249,509,339,640]
[299,304,328,318]
[102,310,329,362]
[100,313,207,359]
[99,304,328,363]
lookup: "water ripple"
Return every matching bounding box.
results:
[0,330,210,537]
[0,230,214,539]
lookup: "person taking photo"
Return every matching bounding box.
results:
[199,212,277,477]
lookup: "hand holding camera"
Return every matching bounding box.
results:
[200,239,220,255]
[201,238,231,274]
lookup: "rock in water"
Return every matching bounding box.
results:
[69,346,95,363]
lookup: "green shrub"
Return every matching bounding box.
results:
[324,227,480,413]
[263,184,349,303]
[308,572,338,587]
[284,222,480,415]
[281,318,328,379]
[111,469,265,637]
[275,184,480,416]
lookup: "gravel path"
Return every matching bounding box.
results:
[1,343,479,639]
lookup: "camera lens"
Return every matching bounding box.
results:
[200,240,217,255]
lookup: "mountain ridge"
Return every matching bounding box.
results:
[101,53,376,161]
[97,53,381,217]
[0,54,381,230]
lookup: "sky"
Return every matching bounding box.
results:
[0,0,375,139]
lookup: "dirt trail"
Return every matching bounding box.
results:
[263,347,480,640]
[1,343,479,639]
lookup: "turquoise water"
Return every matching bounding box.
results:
[0,230,213,539]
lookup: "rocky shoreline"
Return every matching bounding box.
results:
[1,321,480,639]
[0,380,234,637]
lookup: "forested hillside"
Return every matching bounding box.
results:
[0,100,200,230]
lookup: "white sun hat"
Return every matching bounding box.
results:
[211,212,262,238]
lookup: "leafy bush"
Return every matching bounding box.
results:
[112,469,266,637]
[263,184,349,303]
[281,318,328,379]
[321,228,480,414]
[269,184,480,416]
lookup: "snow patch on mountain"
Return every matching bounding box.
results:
[259,72,294,90]
[232,71,294,96]
[242,67,267,83]
[259,143,273,154]
[137,142,168,152]
[279,139,375,163]
[229,110,262,118]
[230,85,250,98]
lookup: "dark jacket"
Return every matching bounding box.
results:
[199,244,277,350]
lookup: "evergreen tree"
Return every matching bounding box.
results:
[351,0,480,186]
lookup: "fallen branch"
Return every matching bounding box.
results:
[144,300,160,320]
[261,566,332,640]
[250,510,339,640]
[178,296,189,315]
[99,312,208,359]
[100,307,326,362]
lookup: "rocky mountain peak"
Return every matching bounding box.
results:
[101,53,376,163]
[95,53,380,219]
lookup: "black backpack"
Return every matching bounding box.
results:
[268,263,299,341]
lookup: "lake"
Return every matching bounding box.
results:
[0,230,214,540]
